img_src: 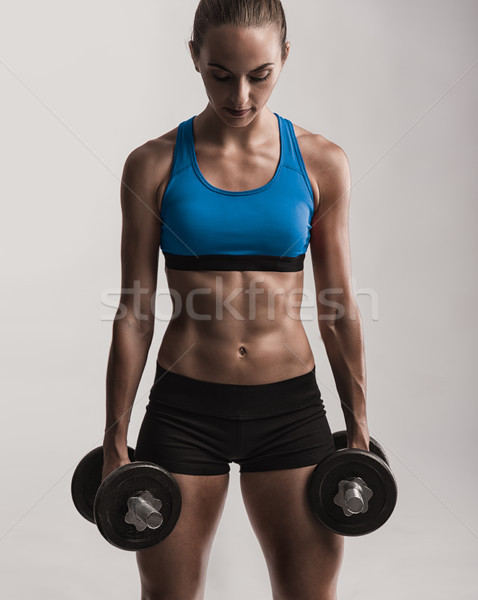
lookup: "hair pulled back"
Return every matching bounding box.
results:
[190,0,288,61]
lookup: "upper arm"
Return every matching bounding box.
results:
[308,139,355,322]
[118,143,162,328]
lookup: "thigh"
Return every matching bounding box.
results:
[136,472,229,600]
[240,466,344,600]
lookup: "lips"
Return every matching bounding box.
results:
[225,108,251,117]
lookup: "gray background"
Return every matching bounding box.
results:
[1,1,477,598]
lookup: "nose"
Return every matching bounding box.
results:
[230,76,250,108]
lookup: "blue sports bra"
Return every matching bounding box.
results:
[159,112,314,272]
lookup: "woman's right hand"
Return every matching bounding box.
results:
[101,453,132,483]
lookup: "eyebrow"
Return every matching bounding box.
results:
[207,62,274,72]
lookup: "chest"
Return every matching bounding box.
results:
[195,144,281,193]
[160,164,313,257]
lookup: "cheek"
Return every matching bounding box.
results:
[203,79,226,96]
[257,81,276,99]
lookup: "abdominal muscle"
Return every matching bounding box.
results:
[156,267,316,384]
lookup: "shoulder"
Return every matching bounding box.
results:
[122,125,179,213]
[290,121,350,211]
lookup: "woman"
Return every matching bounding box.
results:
[102,1,370,598]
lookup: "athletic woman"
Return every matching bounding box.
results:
[102,1,370,598]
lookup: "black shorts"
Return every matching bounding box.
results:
[134,361,336,475]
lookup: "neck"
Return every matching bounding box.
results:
[194,104,276,149]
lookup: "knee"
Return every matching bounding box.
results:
[268,538,344,600]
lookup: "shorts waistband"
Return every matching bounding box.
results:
[148,361,323,418]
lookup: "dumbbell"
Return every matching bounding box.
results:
[308,431,397,536]
[71,446,182,551]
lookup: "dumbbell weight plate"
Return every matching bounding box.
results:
[93,461,182,551]
[71,446,135,523]
[333,430,389,465]
[308,449,397,536]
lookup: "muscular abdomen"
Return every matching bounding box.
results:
[156,269,315,384]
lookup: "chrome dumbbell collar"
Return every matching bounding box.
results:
[333,477,373,516]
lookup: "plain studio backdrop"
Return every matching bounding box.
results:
[1,1,477,598]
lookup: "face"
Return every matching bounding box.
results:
[190,24,290,126]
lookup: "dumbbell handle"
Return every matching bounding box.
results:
[125,491,164,531]
[343,481,364,513]
[334,477,373,517]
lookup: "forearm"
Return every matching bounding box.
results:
[103,317,154,458]
[319,306,369,444]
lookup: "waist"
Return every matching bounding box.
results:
[148,361,323,418]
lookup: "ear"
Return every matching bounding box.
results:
[282,41,291,64]
[188,41,200,72]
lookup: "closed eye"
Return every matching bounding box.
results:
[213,73,271,83]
